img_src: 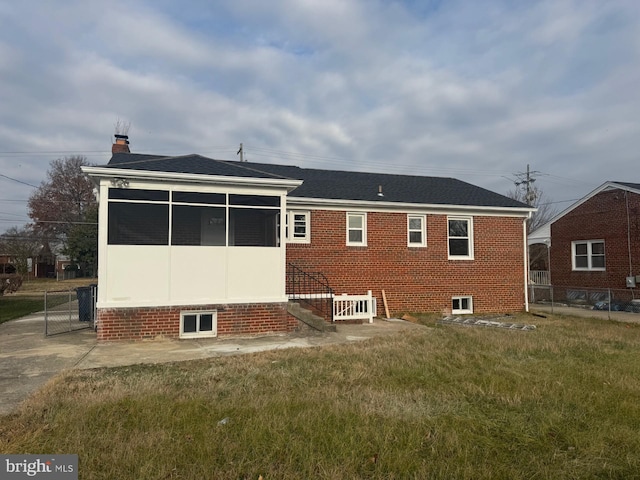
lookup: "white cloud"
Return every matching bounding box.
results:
[1,0,640,229]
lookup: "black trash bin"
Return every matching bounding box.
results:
[77,286,94,322]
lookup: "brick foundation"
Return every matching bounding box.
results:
[96,302,297,342]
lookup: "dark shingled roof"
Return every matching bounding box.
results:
[614,182,640,191]
[106,153,528,209]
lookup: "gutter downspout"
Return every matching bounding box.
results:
[524,213,532,313]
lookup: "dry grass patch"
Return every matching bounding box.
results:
[2,315,640,479]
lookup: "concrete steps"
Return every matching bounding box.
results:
[287,302,337,333]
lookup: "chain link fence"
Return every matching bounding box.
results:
[44,285,97,336]
[529,284,640,318]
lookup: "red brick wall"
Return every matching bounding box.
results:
[96,302,296,341]
[287,210,526,315]
[551,189,640,290]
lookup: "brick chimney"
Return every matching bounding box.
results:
[112,134,130,154]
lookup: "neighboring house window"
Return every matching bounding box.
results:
[180,311,217,338]
[572,240,605,271]
[408,215,426,247]
[452,296,473,314]
[347,212,367,246]
[286,211,310,243]
[448,217,473,259]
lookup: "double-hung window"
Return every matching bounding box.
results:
[286,211,310,243]
[448,217,473,259]
[572,240,605,271]
[347,213,367,246]
[408,215,426,247]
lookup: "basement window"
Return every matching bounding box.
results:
[180,311,217,338]
[452,296,473,314]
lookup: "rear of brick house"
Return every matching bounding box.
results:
[541,182,640,294]
[83,136,534,341]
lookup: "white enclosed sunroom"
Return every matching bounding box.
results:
[83,164,302,341]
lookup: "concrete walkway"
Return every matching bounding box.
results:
[0,314,423,416]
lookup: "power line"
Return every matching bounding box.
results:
[0,173,38,188]
[511,164,541,206]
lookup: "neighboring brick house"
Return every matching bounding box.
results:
[0,254,16,274]
[82,136,533,341]
[529,182,640,298]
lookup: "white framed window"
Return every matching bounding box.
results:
[572,240,605,271]
[452,296,473,314]
[408,215,426,247]
[347,212,367,246]
[286,211,310,243]
[448,216,473,260]
[180,311,217,338]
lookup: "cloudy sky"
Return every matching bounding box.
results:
[1,0,639,232]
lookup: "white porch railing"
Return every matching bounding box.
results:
[529,270,550,285]
[333,290,375,323]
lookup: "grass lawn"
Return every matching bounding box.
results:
[2,314,640,479]
[0,278,96,324]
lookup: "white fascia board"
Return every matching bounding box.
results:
[286,196,534,217]
[82,166,303,192]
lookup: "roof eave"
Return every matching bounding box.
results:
[82,166,303,191]
[287,196,535,216]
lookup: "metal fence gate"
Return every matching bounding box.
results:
[44,285,97,336]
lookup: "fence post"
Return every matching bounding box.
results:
[44,291,48,337]
[550,285,554,315]
[531,284,536,304]
[68,289,72,331]
[608,288,611,321]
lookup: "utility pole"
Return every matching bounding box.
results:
[513,164,539,206]
[237,143,244,162]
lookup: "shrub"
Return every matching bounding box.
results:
[0,274,23,295]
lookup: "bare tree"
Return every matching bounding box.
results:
[507,185,557,234]
[114,118,131,136]
[507,185,557,271]
[27,156,96,240]
[0,226,43,276]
